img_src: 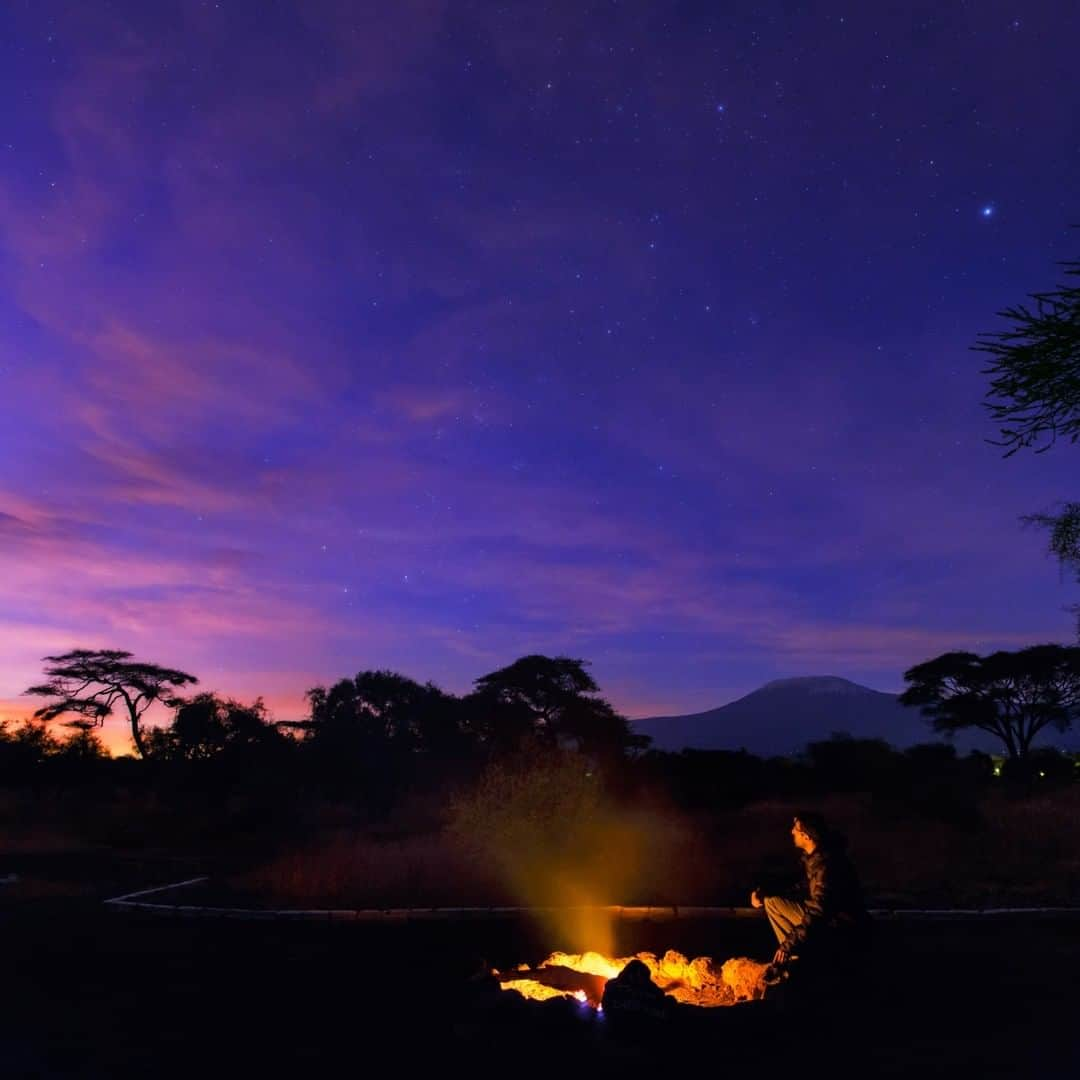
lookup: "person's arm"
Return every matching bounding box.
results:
[780,853,830,955]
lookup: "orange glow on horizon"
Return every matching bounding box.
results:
[0,701,134,756]
[0,685,311,758]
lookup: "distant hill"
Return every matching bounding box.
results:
[631,675,998,757]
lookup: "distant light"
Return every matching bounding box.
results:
[1039,770,1046,778]
[980,204,995,219]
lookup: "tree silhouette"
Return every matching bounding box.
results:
[900,644,1080,761]
[472,655,649,760]
[0,719,59,780]
[24,649,198,759]
[54,726,108,763]
[349,670,467,755]
[298,669,472,810]
[978,255,1080,455]
[145,692,281,763]
[302,670,464,754]
[977,253,1080,607]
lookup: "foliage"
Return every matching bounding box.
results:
[0,718,59,774]
[143,692,285,763]
[302,670,467,754]
[470,654,649,761]
[8,645,1066,837]
[977,255,1080,455]
[24,649,197,759]
[296,670,477,815]
[53,726,109,763]
[1022,503,1080,634]
[632,747,775,809]
[1022,501,1080,567]
[0,718,107,785]
[448,738,604,855]
[977,253,1080,622]
[803,733,900,791]
[900,645,1080,760]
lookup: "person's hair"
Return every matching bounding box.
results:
[792,810,829,846]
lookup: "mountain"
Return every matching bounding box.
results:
[631,675,996,757]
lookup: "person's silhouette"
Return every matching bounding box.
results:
[750,811,869,971]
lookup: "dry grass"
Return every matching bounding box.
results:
[231,788,1080,909]
[4,780,1076,910]
[236,830,509,908]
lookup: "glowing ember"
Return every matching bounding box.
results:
[494,949,769,1008]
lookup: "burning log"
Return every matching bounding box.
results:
[500,964,609,1005]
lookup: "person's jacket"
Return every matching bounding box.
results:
[785,841,869,952]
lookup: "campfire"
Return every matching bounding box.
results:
[495,949,770,1009]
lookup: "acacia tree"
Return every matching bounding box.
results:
[24,649,198,759]
[471,655,649,760]
[977,254,1080,602]
[899,644,1080,761]
[979,255,1080,456]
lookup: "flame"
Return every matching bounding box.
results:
[497,978,577,1003]
[496,949,769,1008]
[545,950,624,979]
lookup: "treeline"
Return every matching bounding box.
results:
[3,706,1075,833]
[634,738,1076,826]
[4,652,650,830]
[4,649,1077,841]
[3,713,1075,846]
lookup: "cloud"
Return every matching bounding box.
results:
[1,0,1077,753]
[375,386,469,423]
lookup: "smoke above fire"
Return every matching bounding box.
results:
[447,744,708,953]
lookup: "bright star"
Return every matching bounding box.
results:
[980,204,995,219]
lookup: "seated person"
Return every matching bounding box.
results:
[751,810,870,972]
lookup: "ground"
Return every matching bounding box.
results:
[3,854,1079,1078]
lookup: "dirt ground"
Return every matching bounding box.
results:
[3,857,1079,1079]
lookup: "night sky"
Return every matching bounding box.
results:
[2,2,1079,752]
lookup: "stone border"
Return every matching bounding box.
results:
[102,878,1080,922]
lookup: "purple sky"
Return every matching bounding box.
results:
[2,2,1079,752]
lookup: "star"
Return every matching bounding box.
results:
[980,204,995,219]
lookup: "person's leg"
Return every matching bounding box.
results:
[763,896,806,945]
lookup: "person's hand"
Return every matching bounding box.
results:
[773,946,788,965]
[750,889,763,908]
